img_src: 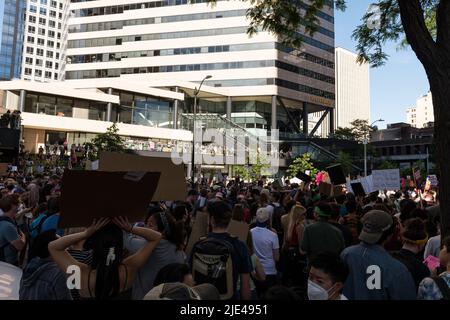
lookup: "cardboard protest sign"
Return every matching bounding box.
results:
[0,262,22,300]
[326,164,347,185]
[59,170,161,228]
[319,182,333,197]
[99,151,187,201]
[372,169,400,190]
[346,176,374,194]
[228,219,249,242]
[185,211,209,256]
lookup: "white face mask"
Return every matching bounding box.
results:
[307,279,334,300]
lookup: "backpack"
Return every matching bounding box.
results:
[432,276,450,300]
[0,217,16,263]
[191,237,236,300]
[29,212,51,238]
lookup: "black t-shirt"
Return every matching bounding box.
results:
[330,222,353,248]
[391,248,430,289]
[208,232,251,297]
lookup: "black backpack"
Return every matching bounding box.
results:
[191,237,236,300]
[0,217,16,263]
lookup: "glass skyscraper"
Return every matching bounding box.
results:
[0,0,26,80]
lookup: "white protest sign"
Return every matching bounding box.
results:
[347,175,375,194]
[428,175,438,187]
[371,169,400,191]
[290,177,302,184]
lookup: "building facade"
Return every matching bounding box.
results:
[406,91,434,128]
[65,0,336,136]
[370,122,434,171]
[0,0,27,80]
[334,47,370,129]
[21,0,70,82]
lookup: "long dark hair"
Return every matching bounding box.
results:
[86,223,124,300]
[148,210,186,250]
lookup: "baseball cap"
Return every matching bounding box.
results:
[143,282,220,300]
[215,192,224,199]
[359,210,393,244]
[256,207,269,223]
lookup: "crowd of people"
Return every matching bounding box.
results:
[0,162,449,301]
[0,110,21,129]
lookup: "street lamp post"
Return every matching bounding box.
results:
[364,118,385,176]
[191,75,212,188]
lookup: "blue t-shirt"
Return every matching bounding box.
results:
[341,242,417,300]
[41,214,64,236]
[0,219,19,265]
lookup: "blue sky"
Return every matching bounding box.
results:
[334,1,430,128]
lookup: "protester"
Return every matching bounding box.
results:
[300,202,345,258]
[391,218,430,289]
[251,207,280,297]
[190,201,251,300]
[339,201,362,245]
[417,236,450,300]
[0,194,26,266]
[281,204,307,288]
[329,203,353,248]
[49,217,162,299]
[307,252,349,300]
[125,209,186,300]
[19,231,72,300]
[341,210,417,299]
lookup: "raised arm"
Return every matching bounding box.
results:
[49,218,110,274]
[113,216,162,270]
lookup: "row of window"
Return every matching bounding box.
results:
[29,6,64,19]
[27,17,63,29]
[276,61,335,84]
[67,26,334,53]
[26,47,61,59]
[69,0,334,25]
[24,68,59,79]
[67,42,275,63]
[27,27,62,48]
[69,9,246,33]
[68,8,334,39]
[31,0,63,10]
[25,57,60,69]
[275,79,335,100]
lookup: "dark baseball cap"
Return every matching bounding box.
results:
[143,282,220,300]
[359,210,393,244]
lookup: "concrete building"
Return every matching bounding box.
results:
[406,91,434,128]
[0,0,27,80]
[334,47,370,129]
[65,0,336,137]
[21,0,70,82]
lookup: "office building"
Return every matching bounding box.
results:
[0,0,27,80]
[21,0,70,82]
[406,91,434,128]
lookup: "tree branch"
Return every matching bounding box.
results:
[436,0,450,55]
[397,0,439,70]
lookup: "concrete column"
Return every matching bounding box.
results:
[106,88,113,122]
[328,107,335,134]
[302,103,308,135]
[173,86,179,129]
[226,96,232,121]
[271,95,277,130]
[19,90,26,112]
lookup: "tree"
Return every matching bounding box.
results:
[203,0,450,238]
[233,154,271,181]
[333,151,353,175]
[333,127,356,140]
[349,119,374,143]
[287,152,319,179]
[377,159,398,170]
[84,123,126,161]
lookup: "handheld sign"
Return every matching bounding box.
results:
[326,164,347,185]
[59,170,160,228]
[372,169,400,190]
[351,182,366,197]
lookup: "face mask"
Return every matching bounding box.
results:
[307,279,335,300]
